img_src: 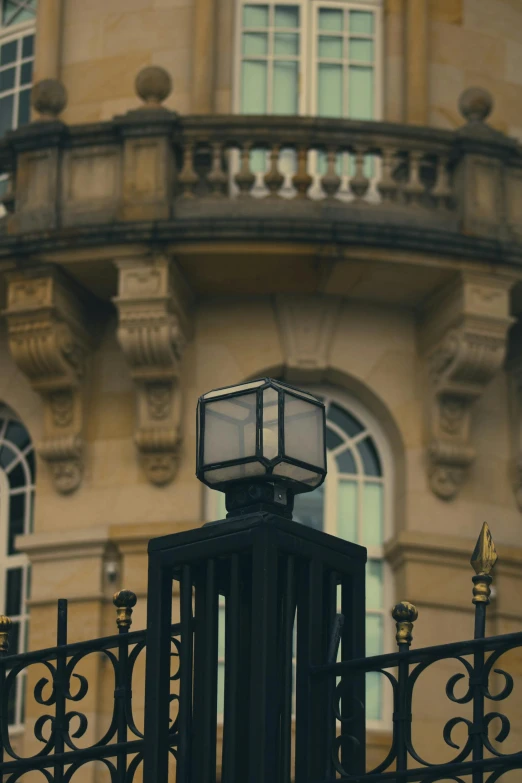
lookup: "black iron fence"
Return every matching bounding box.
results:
[0,517,519,783]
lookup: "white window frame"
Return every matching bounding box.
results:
[233,0,383,118]
[0,406,35,732]
[205,384,394,731]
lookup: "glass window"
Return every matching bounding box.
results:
[0,405,35,728]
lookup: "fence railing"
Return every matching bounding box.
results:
[313,522,522,783]
[0,591,181,782]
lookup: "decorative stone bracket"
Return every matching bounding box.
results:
[274,294,342,382]
[113,255,193,486]
[3,267,93,494]
[421,273,514,501]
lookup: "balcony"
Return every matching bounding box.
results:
[0,74,520,306]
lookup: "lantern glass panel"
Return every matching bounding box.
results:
[283,393,325,469]
[262,387,279,460]
[204,461,266,485]
[273,462,322,486]
[204,393,257,466]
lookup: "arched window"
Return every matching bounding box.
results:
[208,387,392,726]
[0,405,35,727]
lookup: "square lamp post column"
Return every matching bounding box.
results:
[143,379,367,783]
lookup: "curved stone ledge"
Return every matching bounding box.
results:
[0,216,519,269]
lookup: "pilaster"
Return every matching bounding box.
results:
[113,255,193,486]
[420,272,514,501]
[3,266,95,494]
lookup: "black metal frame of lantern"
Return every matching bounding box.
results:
[196,378,327,518]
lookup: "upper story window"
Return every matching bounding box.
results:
[0,0,36,138]
[235,0,382,119]
[0,405,35,728]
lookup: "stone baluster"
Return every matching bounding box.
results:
[292,145,313,199]
[377,147,398,203]
[402,149,425,205]
[178,141,199,199]
[349,146,370,200]
[207,141,228,198]
[235,142,256,197]
[320,147,341,200]
[264,144,284,197]
[431,155,452,209]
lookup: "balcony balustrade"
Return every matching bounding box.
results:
[0,79,520,267]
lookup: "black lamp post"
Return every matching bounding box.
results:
[144,378,366,783]
[196,378,327,517]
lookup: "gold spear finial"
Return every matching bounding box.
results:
[470,521,497,576]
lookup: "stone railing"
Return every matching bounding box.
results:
[0,70,520,255]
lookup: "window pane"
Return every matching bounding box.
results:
[318,63,342,117]
[5,421,31,452]
[328,403,364,438]
[273,60,298,114]
[217,661,225,715]
[0,67,15,92]
[22,35,34,58]
[293,482,324,531]
[348,65,374,119]
[349,38,374,62]
[250,147,267,173]
[9,619,20,654]
[0,445,16,470]
[325,427,342,450]
[242,60,267,113]
[8,492,25,555]
[363,483,383,548]
[0,40,17,66]
[8,461,26,490]
[274,32,299,55]
[336,448,356,474]
[350,10,373,34]
[243,4,269,27]
[5,567,22,616]
[275,5,299,27]
[0,93,13,135]
[319,8,343,31]
[318,35,342,58]
[357,436,381,476]
[3,0,36,24]
[218,605,226,659]
[367,560,383,610]
[366,614,382,656]
[243,32,268,55]
[337,479,357,542]
[366,671,381,721]
[17,88,30,126]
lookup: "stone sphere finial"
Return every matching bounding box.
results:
[31,79,68,120]
[458,87,493,124]
[135,66,172,108]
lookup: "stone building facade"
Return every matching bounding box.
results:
[0,0,521,779]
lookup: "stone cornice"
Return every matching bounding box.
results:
[0,219,522,269]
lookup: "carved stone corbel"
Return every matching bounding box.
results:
[113,255,192,486]
[3,267,93,494]
[421,273,514,500]
[274,294,341,382]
